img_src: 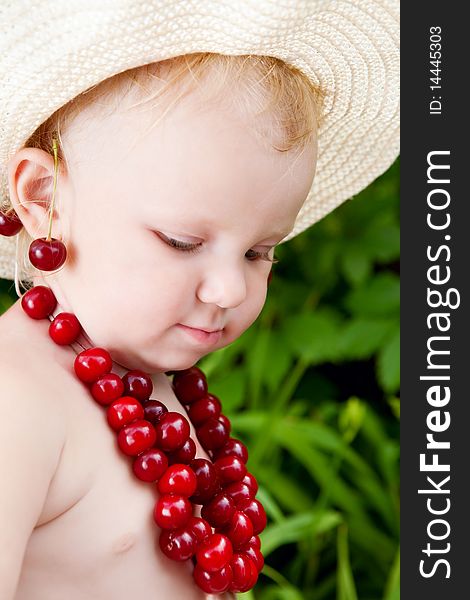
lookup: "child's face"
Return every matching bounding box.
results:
[35,84,317,373]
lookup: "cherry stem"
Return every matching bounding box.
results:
[46,138,59,242]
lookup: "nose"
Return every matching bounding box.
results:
[196,259,247,309]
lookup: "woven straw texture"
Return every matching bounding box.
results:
[0,0,399,281]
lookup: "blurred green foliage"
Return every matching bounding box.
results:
[0,159,399,599]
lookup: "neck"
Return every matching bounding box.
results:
[30,275,167,381]
[46,302,140,379]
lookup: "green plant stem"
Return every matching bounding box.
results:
[249,356,310,468]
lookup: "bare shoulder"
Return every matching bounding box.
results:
[0,298,67,445]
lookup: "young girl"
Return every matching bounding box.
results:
[0,1,399,598]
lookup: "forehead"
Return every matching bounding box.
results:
[65,78,317,238]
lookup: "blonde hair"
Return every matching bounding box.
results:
[13,52,324,287]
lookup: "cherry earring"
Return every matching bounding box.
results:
[28,138,67,271]
[0,210,23,236]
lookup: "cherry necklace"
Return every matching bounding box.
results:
[20,284,265,595]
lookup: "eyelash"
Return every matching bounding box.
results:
[160,234,279,263]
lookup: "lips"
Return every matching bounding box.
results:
[177,324,224,345]
[185,325,224,333]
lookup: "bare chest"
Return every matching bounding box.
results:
[15,368,216,600]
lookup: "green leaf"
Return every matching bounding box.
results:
[337,525,358,600]
[348,517,396,565]
[275,429,365,516]
[237,589,256,600]
[383,547,400,600]
[344,273,400,317]
[257,468,313,513]
[206,365,246,412]
[261,510,342,556]
[246,327,271,408]
[346,468,398,533]
[269,278,312,314]
[299,239,340,289]
[234,414,395,523]
[377,329,400,393]
[229,411,266,434]
[338,318,397,360]
[256,567,305,600]
[255,485,285,524]
[276,419,397,530]
[360,410,400,491]
[361,223,400,263]
[276,420,369,475]
[388,396,401,420]
[281,309,343,363]
[340,246,372,287]
[263,333,294,395]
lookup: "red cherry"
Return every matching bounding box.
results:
[201,493,235,528]
[196,533,233,572]
[155,412,190,452]
[229,554,258,592]
[117,419,156,456]
[107,396,144,431]
[218,414,231,434]
[0,210,23,236]
[122,369,153,401]
[48,312,81,345]
[187,516,212,544]
[172,367,208,404]
[153,494,192,529]
[214,455,247,485]
[133,448,168,482]
[242,545,264,572]
[224,481,254,504]
[196,417,229,451]
[189,458,220,504]
[222,510,254,548]
[244,535,261,551]
[236,498,267,535]
[157,464,197,497]
[188,394,221,426]
[74,347,112,383]
[242,472,259,495]
[193,564,233,594]
[90,373,124,405]
[29,237,67,271]
[143,400,168,425]
[214,438,249,464]
[159,527,196,561]
[21,285,57,319]
[167,438,196,465]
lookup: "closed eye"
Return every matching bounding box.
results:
[156,232,279,263]
[161,234,201,254]
[245,249,279,263]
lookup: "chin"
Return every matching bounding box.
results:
[169,356,204,372]
[146,351,203,375]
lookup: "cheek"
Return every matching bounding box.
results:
[230,277,268,333]
[249,280,269,319]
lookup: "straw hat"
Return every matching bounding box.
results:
[0,0,399,282]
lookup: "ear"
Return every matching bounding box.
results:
[7,147,66,240]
